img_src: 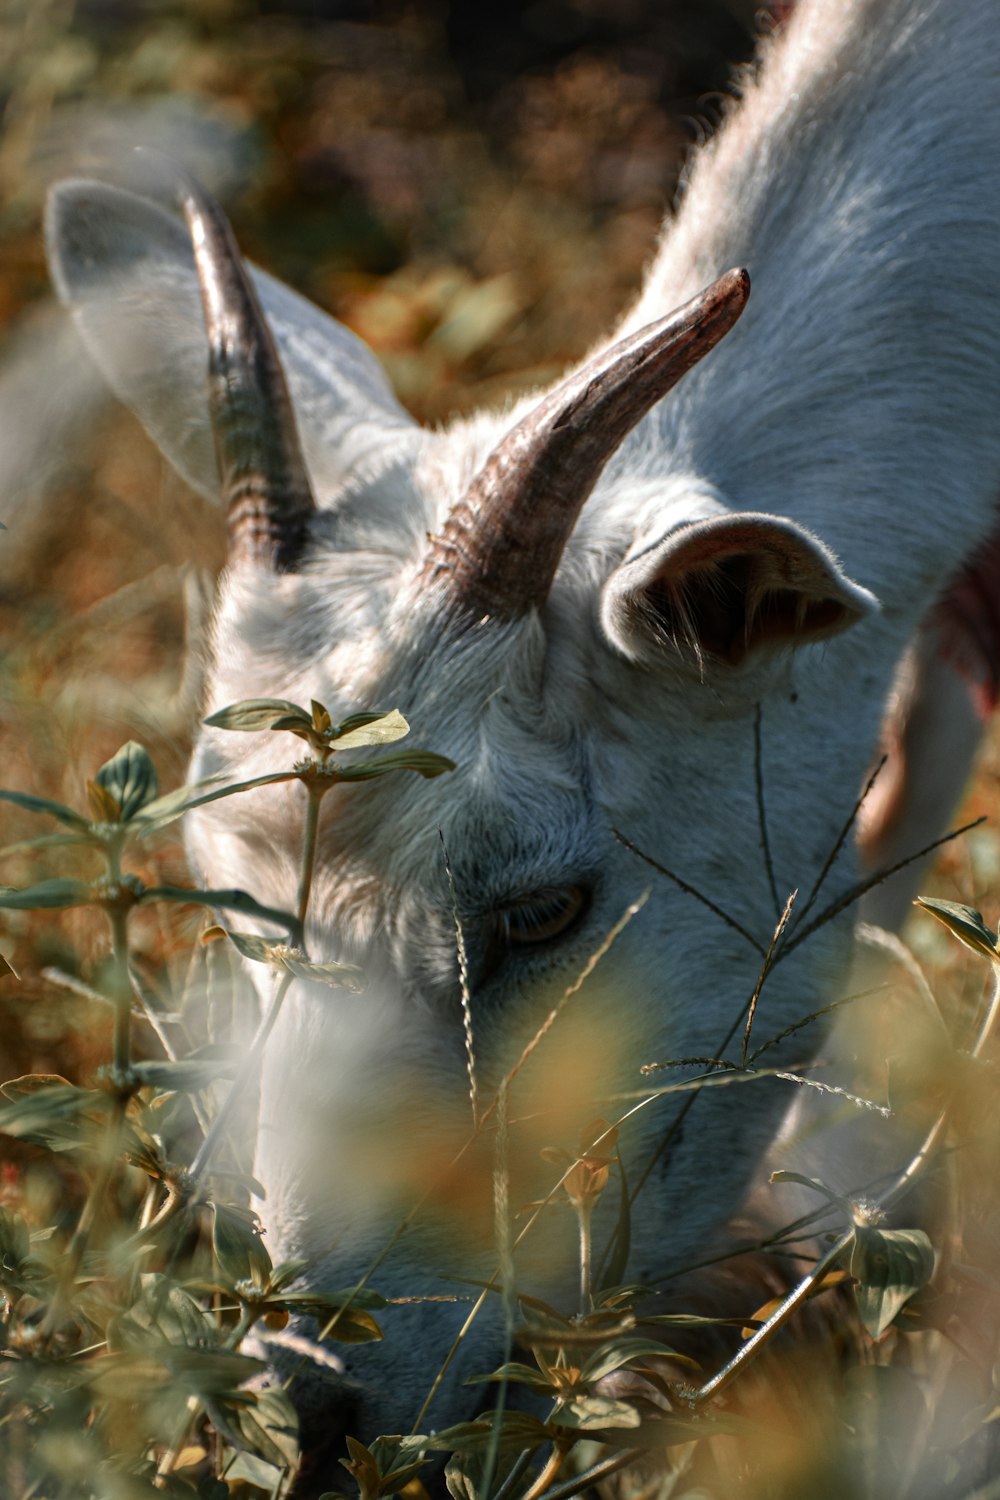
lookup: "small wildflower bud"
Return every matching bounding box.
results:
[850,1196,886,1227]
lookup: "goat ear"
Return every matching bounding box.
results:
[45,180,416,505]
[601,512,879,666]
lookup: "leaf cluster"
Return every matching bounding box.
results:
[0,724,455,1497]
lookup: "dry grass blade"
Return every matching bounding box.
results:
[742,888,796,1066]
[440,830,479,1127]
[498,890,650,1101]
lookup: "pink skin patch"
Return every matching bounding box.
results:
[856,516,1000,918]
[933,524,1000,721]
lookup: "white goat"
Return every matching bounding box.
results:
[43,0,1000,1471]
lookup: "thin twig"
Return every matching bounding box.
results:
[618,980,757,1230]
[748,985,886,1064]
[640,1056,734,1074]
[692,942,1000,1409]
[754,704,780,918]
[613,829,764,955]
[480,1081,514,1500]
[778,816,986,959]
[791,754,888,935]
[525,1446,640,1500]
[492,1450,536,1500]
[742,888,796,1066]
[189,969,293,1184]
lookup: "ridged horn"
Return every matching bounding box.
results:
[418,267,750,620]
[179,176,317,572]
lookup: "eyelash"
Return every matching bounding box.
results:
[498,885,590,947]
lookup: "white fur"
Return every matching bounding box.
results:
[44,0,1000,1451]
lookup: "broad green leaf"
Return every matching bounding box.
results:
[423,1413,553,1455]
[132,1056,238,1092]
[212,1202,272,1288]
[112,1277,214,1351]
[129,773,225,835]
[331,709,410,750]
[0,832,93,857]
[95,741,159,821]
[465,1361,551,1391]
[221,1452,285,1492]
[0,788,90,831]
[341,1435,381,1500]
[165,770,303,816]
[142,885,299,937]
[580,1337,677,1385]
[269,715,317,740]
[0,878,92,910]
[0,1081,107,1151]
[643,1311,753,1328]
[370,1433,433,1464]
[913,897,999,959]
[204,698,310,732]
[336,750,456,781]
[280,1294,383,1342]
[0,1208,43,1295]
[851,1226,936,1338]
[336,711,398,735]
[236,1386,299,1469]
[769,1169,852,1214]
[281,956,366,993]
[268,1258,311,1293]
[287,1282,387,1312]
[98,1342,266,1399]
[446,1447,523,1500]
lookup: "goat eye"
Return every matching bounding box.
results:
[500,886,589,946]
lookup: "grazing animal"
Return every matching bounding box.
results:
[44,0,1000,1476]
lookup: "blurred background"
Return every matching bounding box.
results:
[0,0,996,1117]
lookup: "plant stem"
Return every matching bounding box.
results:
[519,1443,568,1500]
[577,1201,592,1318]
[190,778,328,1186]
[189,969,294,1184]
[156,1302,257,1483]
[39,892,135,1342]
[692,958,1000,1408]
[295,783,325,929]
[109,904,132,1082]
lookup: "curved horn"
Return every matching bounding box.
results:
[179,176,317,572]
[418,268,750,620]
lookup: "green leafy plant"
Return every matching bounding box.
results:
[0,708,453,1498]
[0,716,997,1500]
